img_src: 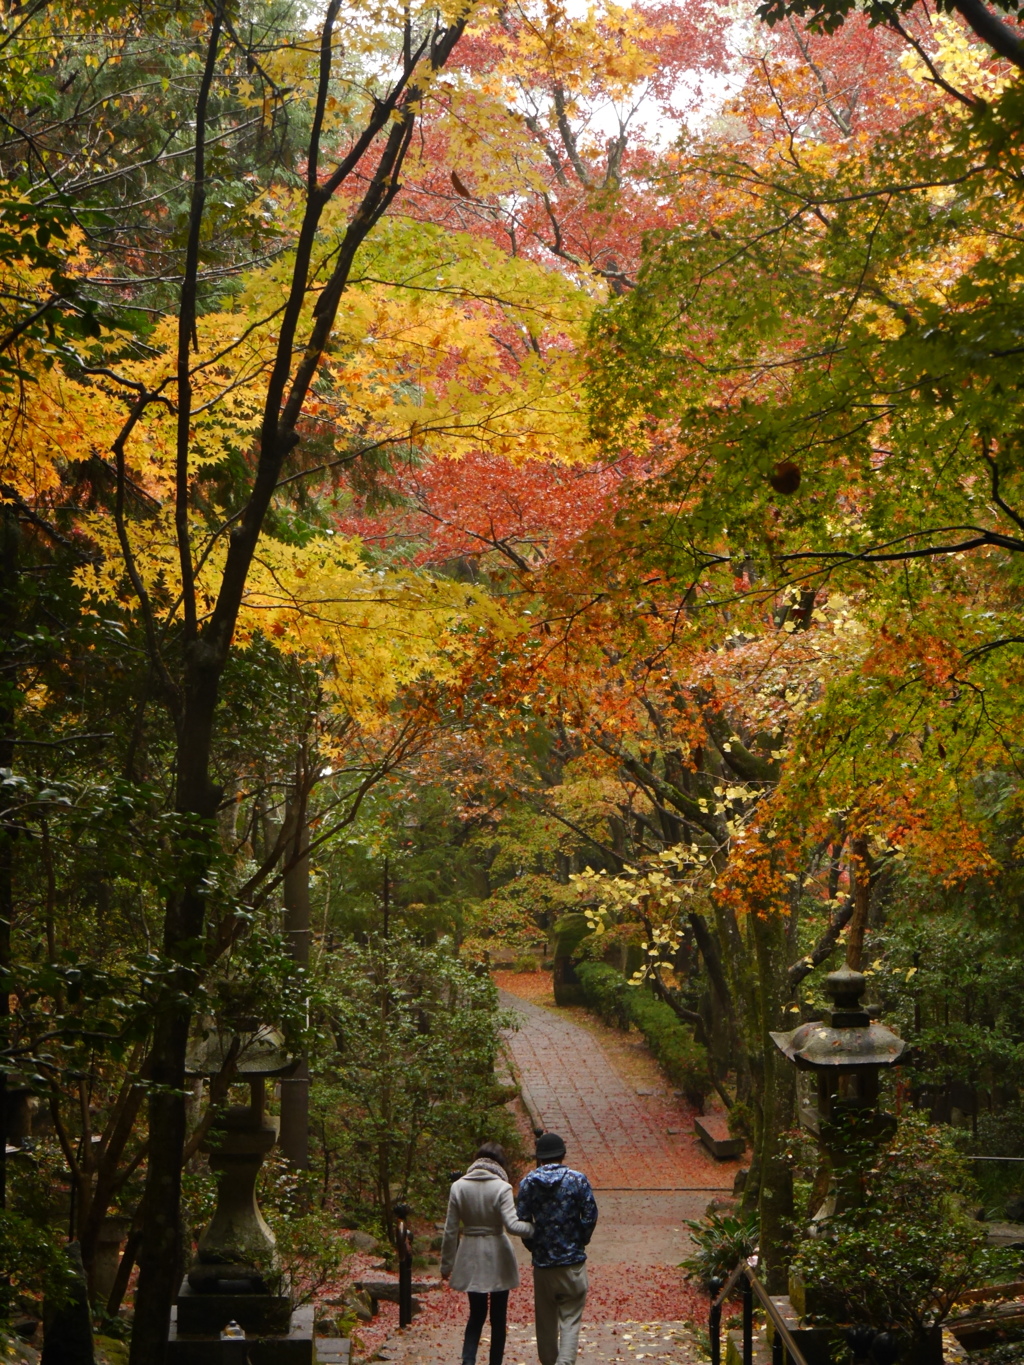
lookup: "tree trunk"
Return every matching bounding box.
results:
[129,1005,191,1359]
[279,797,310,1167]
[752,912,795,1293]
[79,1065,147,1299]
[0,504,19,1210]
[690,908,753,1100]
[129,664,221,1362]
[125,8,472,1352]
[846,837,871,970]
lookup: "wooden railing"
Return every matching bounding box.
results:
[709,1260,811,1365]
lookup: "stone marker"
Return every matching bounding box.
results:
[316,1341,351,1363]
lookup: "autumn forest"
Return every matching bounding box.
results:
[4,0,1024,1360]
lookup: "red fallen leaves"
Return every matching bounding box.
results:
[492,969,554,1000]
[355,1262,709,1358]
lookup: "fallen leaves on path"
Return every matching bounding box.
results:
[355,1262,710,1359]
[494,970,556,1002]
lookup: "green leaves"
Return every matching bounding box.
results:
[313,931,518,1222]
[680,1209,759,1289]
[0,1212,79,1329]
[757,0,919,35]
[588,82,1024,587]
[793,1116,1019,1337]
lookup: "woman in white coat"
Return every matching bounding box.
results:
[441,1142,534,1365]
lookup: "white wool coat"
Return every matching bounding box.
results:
[440,1163,534,1293]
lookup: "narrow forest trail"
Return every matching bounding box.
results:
[370,974,739,1365]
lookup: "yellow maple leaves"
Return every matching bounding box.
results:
[899,13,1011,102]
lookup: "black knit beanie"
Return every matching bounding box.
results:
[534,1131,567,1162]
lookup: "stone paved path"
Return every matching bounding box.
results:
[370,979,734,1364]
[377,1317,702,1364]
[499,992,734,1193]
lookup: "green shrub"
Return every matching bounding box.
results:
[552,914,592,1004]
[0,1211,77,1327]
[313,932,524,1229]
[681,1209,759,1288]
[576,961,711,1107]
[576,961,631,1028]
[793,1115,1020,1349]
[628,990,711,1109]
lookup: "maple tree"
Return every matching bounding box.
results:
[0,0,550,1351]
[589,14,1024,584]
[3,0,735,1346]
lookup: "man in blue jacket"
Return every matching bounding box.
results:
[516,1132,599,1365]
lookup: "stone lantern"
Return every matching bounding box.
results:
[168,1024,313,1363]
[771,966,906,1217]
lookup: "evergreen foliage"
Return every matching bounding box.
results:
[576,961,710,1107]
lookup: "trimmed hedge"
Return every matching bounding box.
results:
[576,961,711,1108]
[551,913,591,1005]
[575,958,631,1028]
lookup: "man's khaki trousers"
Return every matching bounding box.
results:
[533,1262,588,1365]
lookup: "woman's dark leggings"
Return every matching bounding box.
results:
[462,1289,509,1365]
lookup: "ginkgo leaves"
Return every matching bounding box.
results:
[573,854,704,981]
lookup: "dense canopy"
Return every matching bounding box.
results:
[2,0,1024,1357]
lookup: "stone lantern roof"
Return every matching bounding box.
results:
[770,966,906,1072]
[186,1023,295,1079]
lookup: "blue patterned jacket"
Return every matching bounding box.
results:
[515,1164,598,1268]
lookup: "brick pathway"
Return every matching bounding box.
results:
[499,992,733,1192]
[368,979,738,1363]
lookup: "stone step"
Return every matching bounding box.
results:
[694,1115,745,1160]
[316,1339,351,1363]
[983,1222,1024,1249]
[765,1295,833,1365]
[723,1295,835,1365]
[725,1327,771,1365]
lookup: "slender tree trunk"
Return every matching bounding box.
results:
[279,794,311,1166]
[130,670,221,1361]
[131,1008,191,1357]
[79,1065,148,1297]
[752,912,795,1293]
[846,837,871,971]
[126,8,473,1353]
[0,505,20,1210]
[129,3,224,1342]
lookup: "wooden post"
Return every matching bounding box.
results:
[709,1279,723,1365]
[394,1204,413,1328]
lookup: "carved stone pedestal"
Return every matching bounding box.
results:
[93,1216,130,1308]
[167,1302,314,1364]
[167,1028,308,1363]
